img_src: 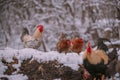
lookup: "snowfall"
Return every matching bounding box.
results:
[0,45,120,80]
[0,0,120,79]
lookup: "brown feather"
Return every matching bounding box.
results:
[83,49,108,65]
[71,37,84,54]
[57,39,71,54]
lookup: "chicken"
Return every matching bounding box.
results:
[97,38,111,52]
[116,61,120,77]
[106,59,117,80]
[71,37,84,54]
[106,48,118,80]
[56,33,71,54]
[83,41,108,80]
[21,25,43,49]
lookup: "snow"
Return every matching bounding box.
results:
[0,0,120,51]
[0,74,28,80]
[105,40,120,46]
[0,62,7,74]
[0,48,83,69]
[104,27,112,32]
[0,47,84,79]
[0,47,120,80]
[0,45,120,80]
[9,74,28,80]
[0,0,120,80]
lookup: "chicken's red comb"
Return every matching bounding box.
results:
[37,25,43,28]
[37,25,44,32]
[79,38,83,40]
[67,40,71,45]
[87,41,92,54]
[79,38,83,42]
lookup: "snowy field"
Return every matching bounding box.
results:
[0,47,83,80]
[0,47,120,80]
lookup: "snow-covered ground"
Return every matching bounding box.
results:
[0,47,120,80]
[0,47,84,80]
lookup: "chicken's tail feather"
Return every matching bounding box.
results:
[21,28,29,42]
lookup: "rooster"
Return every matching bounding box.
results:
[83,41,108,80]
[71,37,84,54]
[56,33,71,54]
[21,25,43,49]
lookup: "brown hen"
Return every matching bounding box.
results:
[56,33,71,54]
[71,37,84,54]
